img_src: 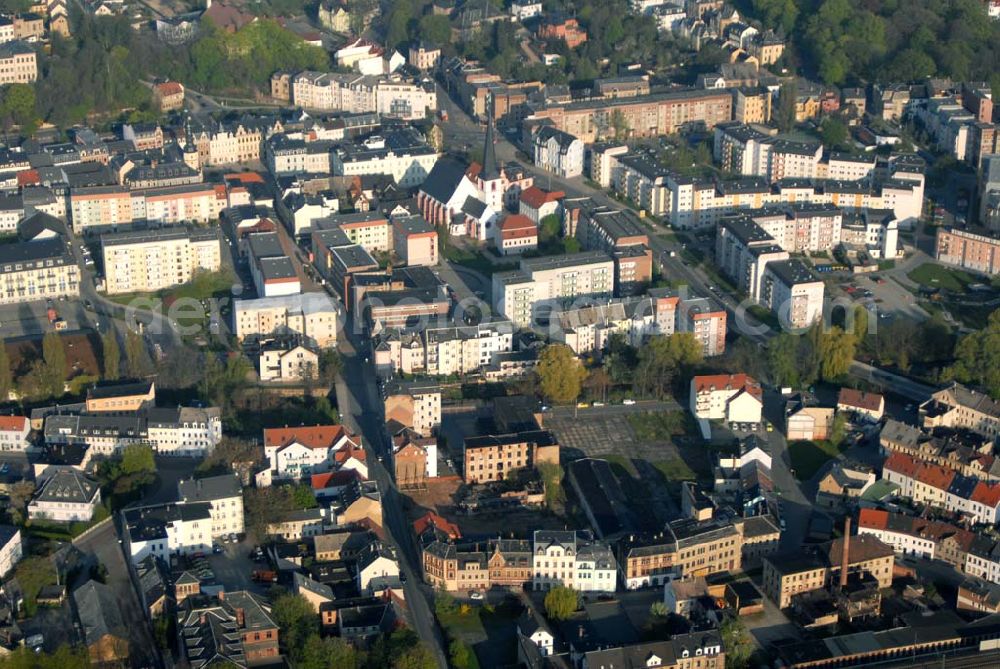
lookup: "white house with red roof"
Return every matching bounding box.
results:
[495,214,538,255]
[0,415,30,452]
[263,424,362,480]
[837,387,885,422]
[518,186,565,224]
[689,373,763,437]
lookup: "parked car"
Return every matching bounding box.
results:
[622,399,636,406]
[469,591,484,601]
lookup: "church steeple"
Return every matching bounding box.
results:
[481,92,500,182]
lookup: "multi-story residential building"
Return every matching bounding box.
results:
[716,216,789,299]
[376,78,437,120]
[0,415,30,451]
[233,293,340,348]
[745,204,843,253]
[146,406,223,456]
[424,324,513,376]
[667,170,923,230]
[733,86,772,124]
[27,470,102,523]
[936,227,1000,275]
[492,251,615,328]
[857,508,977,572]
[837,388,885,422]
[132,183,227,224]
[177,474,245,538]
[761,533,894,608]
[288,71,379,113]
[408,40,441,70]
[264,134,334,176]
[689,373,763,425]
[882,451,1000,524]
[100,226,221,295]
[760,259,825,329]
[878,419,998,482]
[532,127,584,178]
[391,214,438,266]
[188,117,282,167]
[258,339,319,382]
[69,185,134,233]
[921,382,1000,438]
[123,502,215,563]
[263,424,363,480]
[463,430,559,484]
[587,142,629,188]
[177,591,280,667]
[317,212,392,253]
[532,530,617,592]
[330,128,439,188]
[0,526,22,578]
[0,237,80,304]
[384,381,440,437]
[248,231,301,298]
[524,88,732,143]
[0,41,36,84]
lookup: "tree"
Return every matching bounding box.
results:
[767,333,801,388]
[299,635,358,669]
[124,328,147,378]
[536,344,587,405]
[649,601,669,618]
[950,308,1000,398]
[815,325,857,380]
[583,367,611,403]
[0,83,38,134]
[121,444,155,477]
[0,644,91,669]
[721,615,753,669]
[290,484,318,509]
[544,585,579,621]
[633,335,701,399]
[318,349,343,386]
[102,332,120,381]
[610,109,628,140]
[776,81,798,132]
[418,14,451,44]
[5,480,34,525]
[830,412,848,448]
[41,332,66,398]
[448,639,474,669]
[820,117,848,149]
[270,593,317,660]
[0,340,11,402]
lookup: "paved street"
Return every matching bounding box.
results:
[334,331,449,668]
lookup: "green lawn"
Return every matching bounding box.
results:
[628,411,696,441]
[653,458,697,482]
[788,440,843,480]
[442,244,518,276]
[907,263,975,292]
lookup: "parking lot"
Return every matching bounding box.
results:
[0,297,94,338]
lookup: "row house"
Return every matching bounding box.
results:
[422,530,616,593]
[880,418,1000,481]
[920,382,1000,439]
[883,450,1000,524]
[857,508,975,570]
[43,406,222,457]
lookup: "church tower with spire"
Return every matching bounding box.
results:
[477,93,505,214]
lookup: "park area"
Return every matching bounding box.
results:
[907,263,978,292]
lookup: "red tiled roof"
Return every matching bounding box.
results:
[692,373,762,399]
[883,451,921,479]
[519,186,565,210]
[858,508,888,531]
[413,511,461,539]
[915,462,955,491]
[971,481,1000,508]
[0,415,27,431]
[224,172,265,184]
[311,469,361,490]
[500,214,537,241]
[333,440,366,464]
[838,387,884,412]
[16,170,39,187]
[263,424,351,450]
[154,81,184,96]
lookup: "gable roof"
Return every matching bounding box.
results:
[73,580,128,647]
[838,387,884,412]
[520,186,565,210]
[420,159,472,204]
[692,373,762,399]
[263,424,353,450]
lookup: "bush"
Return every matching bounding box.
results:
[543,585,579,621]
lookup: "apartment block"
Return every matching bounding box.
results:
[761,259,825,329]
[384,381,440,437]
[463,430,559,484]
[524,88,732,143]
[531,530,616,593]
[492,251,615,328]
[689,373,763,425]
[330,128,439,188]
[532,126,584,178]
[248,231,301,298]
[318,212,391,253]
[264,134,334,176]
[0,237,80,304]
[935,227,1000,275]
[715,216,789,299]
[0,41,36,84]
[233,293,339,348]
[70,185,133,234]
[920,382,1000,438]
[177,474,245,538]
[392,214,438,266]
[101,226,221,295]
[132,183,227,224]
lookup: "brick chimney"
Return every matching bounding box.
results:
[840,517,851,588]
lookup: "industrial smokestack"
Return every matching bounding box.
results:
[840,517,852,589]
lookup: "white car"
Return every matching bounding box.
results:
[622,399,636,406]
[469,591,484,601]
